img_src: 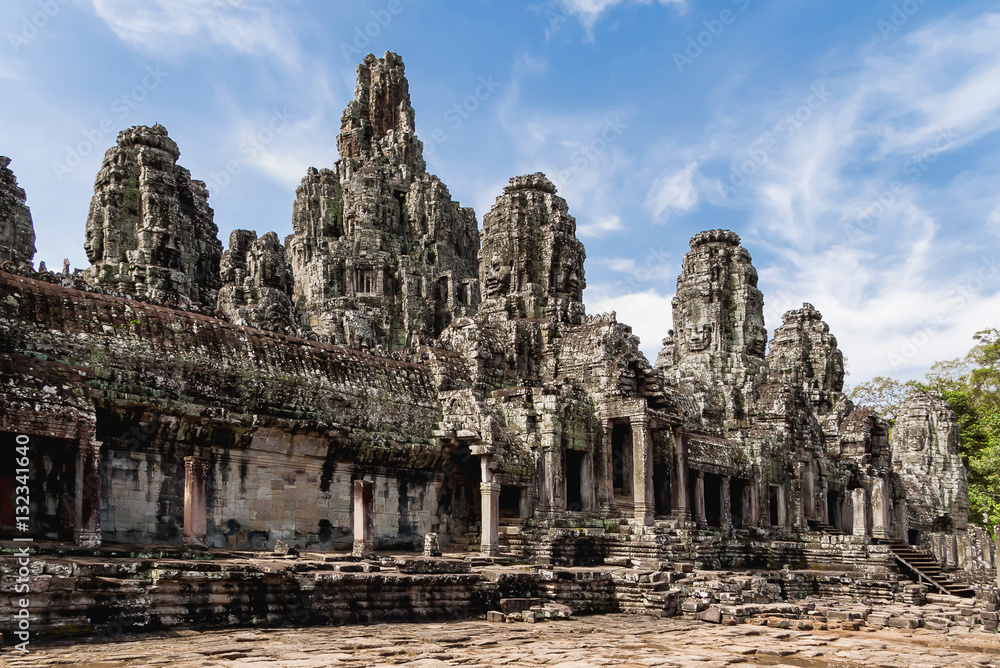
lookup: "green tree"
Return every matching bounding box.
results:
[847,375,913,424]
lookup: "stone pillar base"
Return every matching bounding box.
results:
[74,529,102,548]
[352,541,373,559]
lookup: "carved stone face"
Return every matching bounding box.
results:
[485,256,511,297]
[748,325,767,357]
[687,323,712,351]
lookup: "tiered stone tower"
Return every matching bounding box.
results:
[478,173,586,324]
[285,52,480,350]
[83,124,222,309]
[656,230,767,430]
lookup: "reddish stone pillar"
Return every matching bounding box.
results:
[352,479,374,558]
[74,438,103,548]
[183,457,209,548]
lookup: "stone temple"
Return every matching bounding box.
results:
[0,52,997,638]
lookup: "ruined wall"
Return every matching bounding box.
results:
[656,230,767,431]
[0,156,35,268]
[892,391,969,535]
[84,124,222,310]
[0,270,453,547]
[287,52,480,350]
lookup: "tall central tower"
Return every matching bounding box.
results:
[287,52,481,350]
[656,229,767,430]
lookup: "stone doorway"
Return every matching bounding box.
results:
[0,432,77,541]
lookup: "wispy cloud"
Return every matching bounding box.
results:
[557,0,686,35]
[89,0,300,64]
[577,214,623,237]
[645,162,699,222]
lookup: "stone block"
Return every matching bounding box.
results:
[500,598,543,614]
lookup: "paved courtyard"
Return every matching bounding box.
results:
[5,615,1000,668]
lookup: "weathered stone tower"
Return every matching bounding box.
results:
[0,156,36,268]
[286,51,480,350]
[656,229,767,430]
[478,173,586,324]
[218,230,294,331]
[83,124,222,309]
[766,303,846,416]
[893,391,970,538]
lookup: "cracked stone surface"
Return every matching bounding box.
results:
[9,615,1000,667]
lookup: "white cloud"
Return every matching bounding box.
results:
[585,287,675,361]
[577,214,623,237]
[645,162,699,222]
[89,0,299,64]
[558,0,686,34]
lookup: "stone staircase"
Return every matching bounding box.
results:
[807,520,845,535]
[884,541,975,598]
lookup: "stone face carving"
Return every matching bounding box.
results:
[0,156,36,268]
[478,173,586,324]
[656,229,767,430]
[218,230,294,331]
[892,391,970,533]
[766,303,845,414]
[287,52,480,350]
[83,124,222,309]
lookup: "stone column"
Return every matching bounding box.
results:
[183,456,209,548]
[793,462,806,530]
[721,475,732,530]
[74,438,103,548]
[749,476,759,527]
[631,414,653,525]
[671,429,690,522]
[872,477,890,540]
[994,525,999,586]
[352,479,374,558]
[598,421,615,517]
[480,456,500,556]
[694,471,707,525]
[851,487,867,538]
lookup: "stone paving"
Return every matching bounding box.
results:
[6,614,1000,668]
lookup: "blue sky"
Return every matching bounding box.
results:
[2,0,999,385]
